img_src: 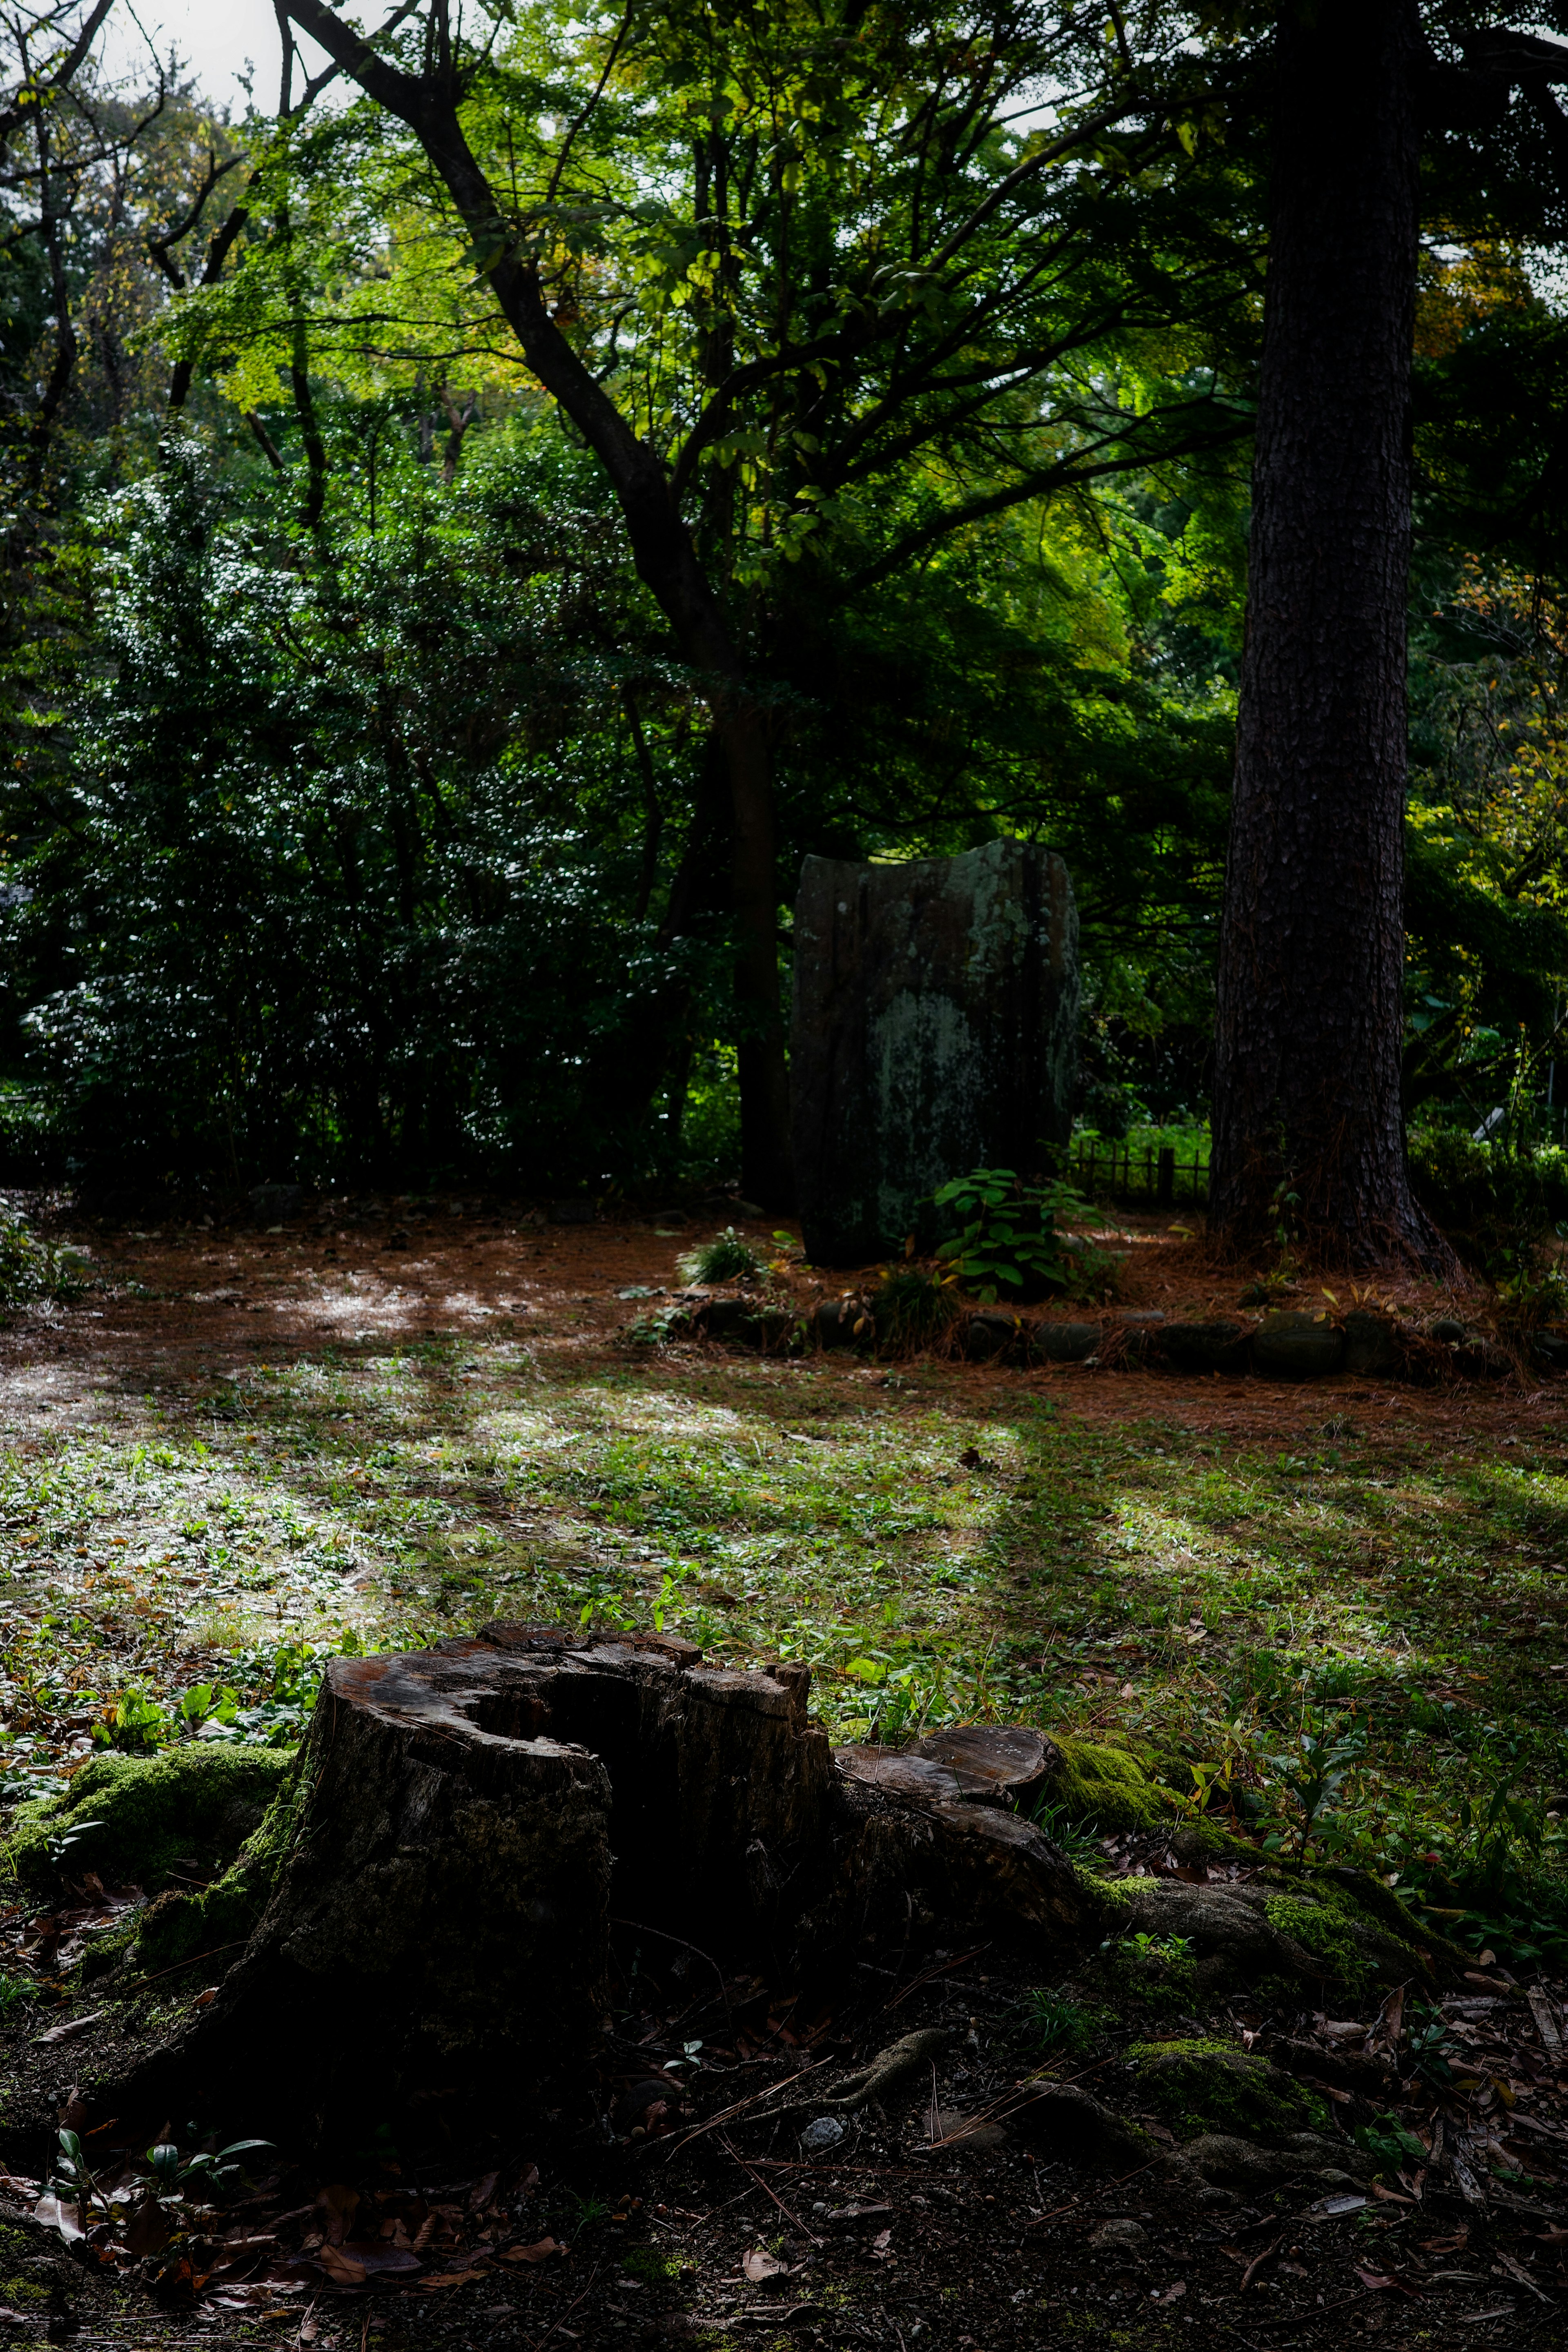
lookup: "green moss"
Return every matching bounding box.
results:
[0,2278,47,2305]
[1096,1940,1198,2015]
[1130,2038,1328,2142]
[1265,1895,1370,1989]
[6,1745,293,1891]
[133,1756,307,1970]
[1261,1869,1442,1988]
[622,2247,682,2283]
[1047,1735,1176,1833]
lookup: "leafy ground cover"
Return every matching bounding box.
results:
[0,1195,1565,2345]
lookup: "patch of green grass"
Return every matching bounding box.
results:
[0,1310,1561,1953]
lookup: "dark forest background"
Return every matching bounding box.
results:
[1,1,1566,1207]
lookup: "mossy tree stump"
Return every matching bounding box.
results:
[120,1626,836,2133]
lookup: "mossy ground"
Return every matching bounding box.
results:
[1129,2039,1329,2140]
[5,1744,292,1890]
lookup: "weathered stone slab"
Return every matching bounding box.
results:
[791,842,1079,1265]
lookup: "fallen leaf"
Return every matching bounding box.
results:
[468,2171,499,2212]
[31,2195,83,2242]
[32,2009,104,2046]
[125,2199,170,2258]
[1353,2266,1423,2301]
[870,2229,892,2258]
[1419,2233,1469,2253]
[742,2249,789,2283]
[1301,2194,1367,2222]
[501,2239,568,2265]
[314,2184,360,2247]
[1154,2281,1186,2304]
[418,2269,488,2292]
[315,2246,366,2287]
[345,2247,421,2277]
[192,1989,216,2008]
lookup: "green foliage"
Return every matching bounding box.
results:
[1353,2112,1427,2173]
[932,1170,1104,1304]
[679,1227,762,1285]
[0,1211,82,1312]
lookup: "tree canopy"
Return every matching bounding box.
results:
[0,0,1563,1219]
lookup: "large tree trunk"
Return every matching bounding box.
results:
[1209,0,1442,1266]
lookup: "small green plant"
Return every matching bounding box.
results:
[94,1687,170,1752]
[1031,1798,1103,1864]
[679,1227,762,1285]
[0,1210,84,1313]
[1262,1698,1367,1868]
[931,1169,1099,1302]
[1024,1987,1096,2055]
[1405,2010,1455,2091]
[0,1971,37,2017]
[45,1817,104,1869]
[871,1264,960,1351]
[1353,2111,1426,2172]
[1122,1931,1193,1964]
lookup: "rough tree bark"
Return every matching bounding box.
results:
[1209,0,1443,1265]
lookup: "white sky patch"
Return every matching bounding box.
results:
[96,0,340,109]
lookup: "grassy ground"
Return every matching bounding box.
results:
[2,1207,1568,2349]
[3,1267,1566,1961]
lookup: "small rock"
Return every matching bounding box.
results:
[1425,1314,1468,1343]
[1029,1319,1100,1363]
[1089,2219,1147,2251]
[800,2117,847,2156]
[1159,1319,1251,1374]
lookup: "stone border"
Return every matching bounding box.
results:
[646,1294,1546,1381]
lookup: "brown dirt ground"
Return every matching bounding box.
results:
[0,1193,1550,1453]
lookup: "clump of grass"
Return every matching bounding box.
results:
[0,1208,82,1312]
[1024,1986,1096,2056]
[872,1265,960,1353]
[679,1227,762,1284]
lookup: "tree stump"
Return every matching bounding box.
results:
[791,841,1079,1265]
[118,1626,835,2134]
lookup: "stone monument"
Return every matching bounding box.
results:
[791,840,1079,1265]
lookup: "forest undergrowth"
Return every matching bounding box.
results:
[0,1206,1566,2348]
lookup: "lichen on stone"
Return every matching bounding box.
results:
[1129,2038,1328,2141]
